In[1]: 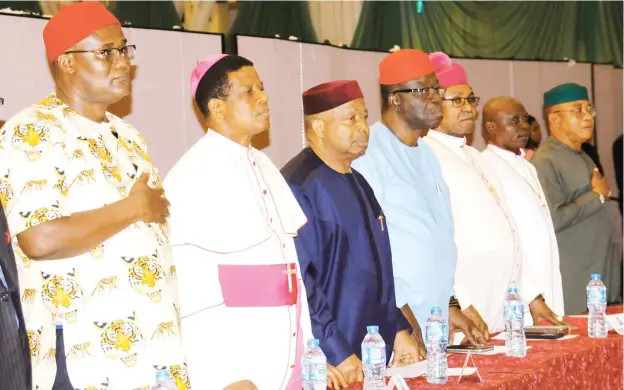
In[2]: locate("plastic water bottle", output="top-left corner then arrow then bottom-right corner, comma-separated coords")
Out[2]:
425,306 -> 448,385
504,287 -> 527,358
151,369 -> 175,390
301,339 -> 327,390
587,273 -> 608,338
362,325 -> 386,390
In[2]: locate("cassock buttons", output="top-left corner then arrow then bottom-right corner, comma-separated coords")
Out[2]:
292,332 -> 296,337
263,190 -> 267,195
252,161 -> 256,166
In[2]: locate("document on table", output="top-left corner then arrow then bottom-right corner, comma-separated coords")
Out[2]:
386,361 -> 478,378
492,332 -> 579,341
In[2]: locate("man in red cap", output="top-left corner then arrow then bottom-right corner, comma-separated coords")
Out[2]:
164,54 -> 312,390
0,3 -> 187,389
282,80 -> 421,388
352,49 -> 485,352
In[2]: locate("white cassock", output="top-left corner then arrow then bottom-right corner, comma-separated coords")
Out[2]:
164,130 -> 312,390
481,144 -> 565,315
422,130 -> 539,332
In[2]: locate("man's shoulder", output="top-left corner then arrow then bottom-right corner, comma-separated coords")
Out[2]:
531,143 -> 557,168
281,149 -> 324,189
3,100 -> 57,128
0,99 -> 66,145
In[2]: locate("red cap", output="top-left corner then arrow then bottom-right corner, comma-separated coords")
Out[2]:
429,52 -> 468,87
43,2 -> 120,64
379,49 -> 435,85
302,80 -> 364,116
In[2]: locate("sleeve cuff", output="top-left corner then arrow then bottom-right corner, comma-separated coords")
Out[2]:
454,291 -> 472,311
395,307 -> 411,333
321,331 -> 354,367
578,190 -> 603,214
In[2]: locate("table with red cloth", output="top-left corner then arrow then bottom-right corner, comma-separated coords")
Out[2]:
347,305 -> 623,390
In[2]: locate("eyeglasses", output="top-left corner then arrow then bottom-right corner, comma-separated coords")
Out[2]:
391,87 -> 446,100
63,45 -> 137,62
442,96 -> 480,108
554,105 -> 596,118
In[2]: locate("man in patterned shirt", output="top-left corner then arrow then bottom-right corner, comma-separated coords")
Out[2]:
0,3 -> 189,389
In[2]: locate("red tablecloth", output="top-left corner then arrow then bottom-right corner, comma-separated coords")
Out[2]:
347,306 -> 623,390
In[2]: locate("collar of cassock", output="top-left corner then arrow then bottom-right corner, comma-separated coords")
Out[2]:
487,142 -> 526,161
428,129 -> 466,148
205,128 -> 252,158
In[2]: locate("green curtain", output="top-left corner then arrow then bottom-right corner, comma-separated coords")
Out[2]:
352,1 -> 623,65
230,0 -> 317,42
0,1 -> 42,14
109,0 -> 181,29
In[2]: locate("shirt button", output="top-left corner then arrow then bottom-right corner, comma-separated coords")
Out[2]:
283,244 -> 286,248
293,332 -> 296,337
263,190 -> 267,195
270,218 -> 273,223
252,161 -> 256,166
290,365 -> 295,369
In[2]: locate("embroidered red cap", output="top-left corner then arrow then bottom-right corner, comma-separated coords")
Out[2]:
43,2 -> 120,64
379,49 -> 435,85
302,80 -> 364,116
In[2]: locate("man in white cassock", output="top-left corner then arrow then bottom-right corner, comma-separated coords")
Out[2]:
164,54 -> 312,390
481,97 -> 565,316
422,53 -> 566,333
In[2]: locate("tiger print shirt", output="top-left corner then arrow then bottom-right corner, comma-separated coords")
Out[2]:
0,94 -> 190,390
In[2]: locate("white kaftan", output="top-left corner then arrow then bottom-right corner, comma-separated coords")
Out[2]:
422,130 -> 538,332
482,144 -> 565,315
164,130 -> 312,390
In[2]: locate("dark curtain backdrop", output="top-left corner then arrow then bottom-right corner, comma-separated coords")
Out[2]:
0,1 -> 620,65
0,1 -> 41,14
0,1 -> 181,29
230,0 -> 317,42
352,1 -> 623,65
109,1 -> 181,29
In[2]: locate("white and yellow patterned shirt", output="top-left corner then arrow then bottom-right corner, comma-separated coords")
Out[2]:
0,94 -> 190,390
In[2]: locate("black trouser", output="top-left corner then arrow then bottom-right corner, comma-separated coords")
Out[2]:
52,328 -> 74,390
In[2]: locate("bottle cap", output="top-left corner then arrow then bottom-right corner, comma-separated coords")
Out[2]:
367,325 -> 379,333
306,339 -> 320,347
155,369 -> 170,381
431,306 -> 442,314
591,273 -> 601,280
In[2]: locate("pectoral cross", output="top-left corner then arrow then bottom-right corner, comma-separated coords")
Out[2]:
283,263 -> 297,293
378,215 -> 385,232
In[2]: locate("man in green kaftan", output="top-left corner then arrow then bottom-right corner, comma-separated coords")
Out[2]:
532,83 -> 621,315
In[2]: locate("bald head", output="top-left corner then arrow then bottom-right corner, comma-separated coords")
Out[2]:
483,97 -> 530,153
